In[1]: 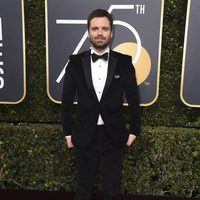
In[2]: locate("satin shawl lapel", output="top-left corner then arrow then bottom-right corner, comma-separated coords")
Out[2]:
101,51 -> 117,101
81,51 -> 98,101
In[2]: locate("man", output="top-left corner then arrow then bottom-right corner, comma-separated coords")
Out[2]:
61,9 -> 141,200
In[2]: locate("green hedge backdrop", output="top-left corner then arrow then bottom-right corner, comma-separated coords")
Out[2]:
0,0 -> 200,198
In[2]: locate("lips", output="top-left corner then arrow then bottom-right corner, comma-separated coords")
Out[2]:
95,37 -> 105,40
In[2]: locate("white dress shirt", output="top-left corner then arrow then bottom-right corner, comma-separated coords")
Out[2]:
91,47 -> 109,125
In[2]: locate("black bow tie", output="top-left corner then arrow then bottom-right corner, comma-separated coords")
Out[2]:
91,52 -> 108,62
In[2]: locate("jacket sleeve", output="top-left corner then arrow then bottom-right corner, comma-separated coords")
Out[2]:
124,56 -> 141,136
61,57 -> 77,137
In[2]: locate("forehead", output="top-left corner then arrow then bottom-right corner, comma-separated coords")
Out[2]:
90,17 -> 110,27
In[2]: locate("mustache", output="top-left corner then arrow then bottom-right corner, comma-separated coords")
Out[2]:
94,36 -> 106,40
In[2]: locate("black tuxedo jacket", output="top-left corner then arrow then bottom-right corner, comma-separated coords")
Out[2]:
61,50 -> 141,147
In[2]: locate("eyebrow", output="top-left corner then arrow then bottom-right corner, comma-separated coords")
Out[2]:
90,26 -> 110,29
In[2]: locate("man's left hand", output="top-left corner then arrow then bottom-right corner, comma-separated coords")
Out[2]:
126,134 -> 137,146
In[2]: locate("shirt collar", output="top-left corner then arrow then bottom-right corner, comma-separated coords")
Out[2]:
90,47 -> 110,55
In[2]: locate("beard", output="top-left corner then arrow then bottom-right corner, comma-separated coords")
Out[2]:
89,36 -> 111,50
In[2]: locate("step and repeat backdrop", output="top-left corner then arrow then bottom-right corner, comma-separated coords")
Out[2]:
180,0 -> 200,108
46,0 -> 164,106
0,0 -> 199,108
0,0 -> 26,104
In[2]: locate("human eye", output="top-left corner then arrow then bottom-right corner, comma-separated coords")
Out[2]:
91,27 -> 99,31
102,27 -> 110,31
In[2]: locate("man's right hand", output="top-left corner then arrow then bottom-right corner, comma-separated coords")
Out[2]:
66,136 -> 74,148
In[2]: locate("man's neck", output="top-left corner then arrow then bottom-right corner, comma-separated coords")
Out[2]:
91,46 -> 109,55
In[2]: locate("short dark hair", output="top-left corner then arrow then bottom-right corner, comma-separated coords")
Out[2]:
87,9 -> 113,31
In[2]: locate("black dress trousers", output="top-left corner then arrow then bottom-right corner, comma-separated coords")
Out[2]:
74,125 -> 124,200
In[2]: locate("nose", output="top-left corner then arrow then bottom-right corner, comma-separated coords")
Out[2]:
97,28 -> 103,35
